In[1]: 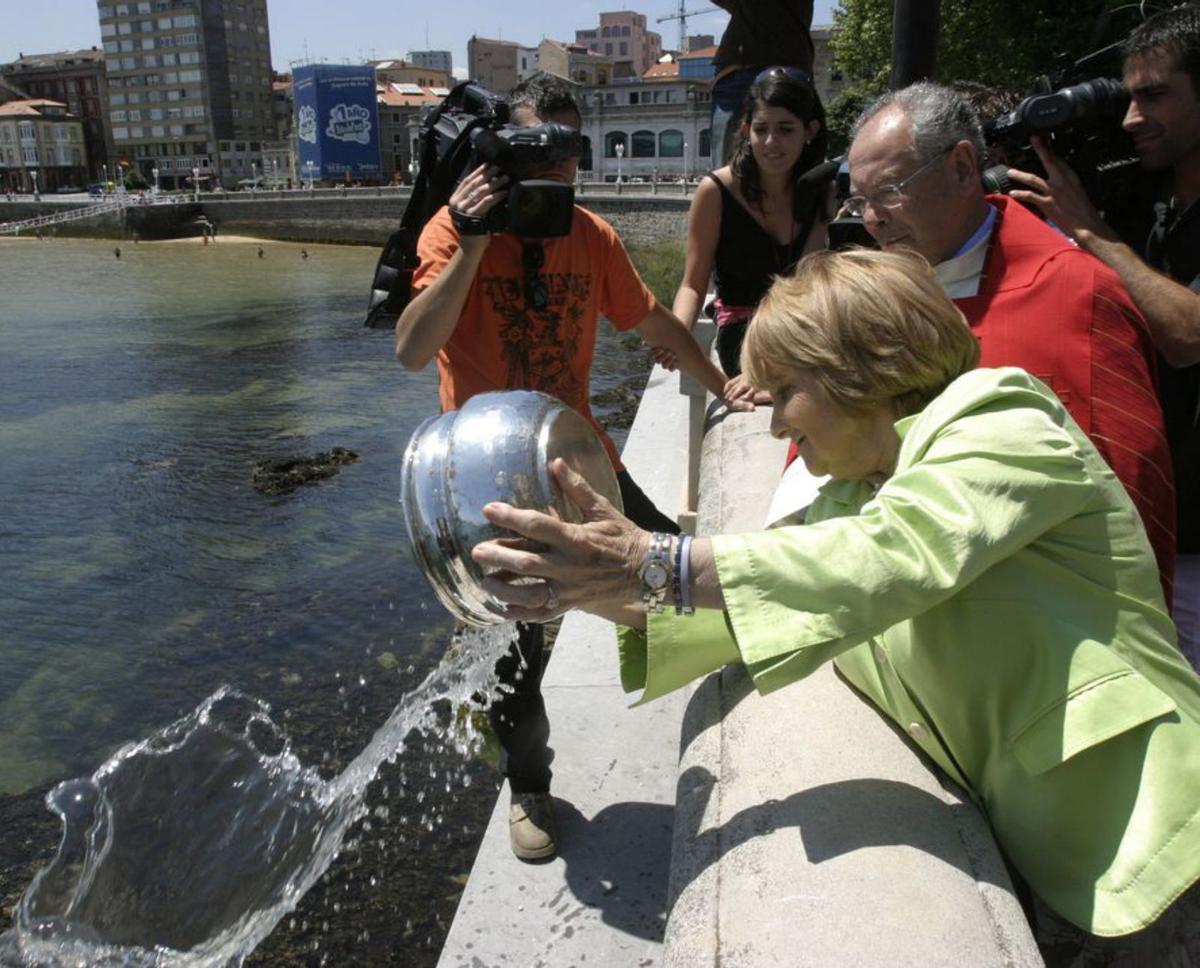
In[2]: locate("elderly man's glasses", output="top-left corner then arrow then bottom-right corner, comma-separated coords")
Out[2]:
522,241 -> 548,311
844,145 -> 955,218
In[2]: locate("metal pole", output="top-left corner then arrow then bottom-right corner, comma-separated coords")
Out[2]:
890,0 -> 940,89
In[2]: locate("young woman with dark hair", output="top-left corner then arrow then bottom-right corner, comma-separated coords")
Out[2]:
669,68 -> 831,401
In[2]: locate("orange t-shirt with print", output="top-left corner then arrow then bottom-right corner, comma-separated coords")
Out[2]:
411,205 -> 657,469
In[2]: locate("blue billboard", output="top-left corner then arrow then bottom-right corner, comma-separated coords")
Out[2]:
293,64 -> 381,181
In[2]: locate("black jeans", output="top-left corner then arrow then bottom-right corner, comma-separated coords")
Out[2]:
487,469 -> 680,794
715,320 -> 749,378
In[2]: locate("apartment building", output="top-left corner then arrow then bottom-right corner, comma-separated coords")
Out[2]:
98,0 -> 275,190
407,50 -> 453,76
575,11 -> 662,80
537,41 -> 614,87
1,48 -> 112,180
467,37 -> 539,94
372,60 -> 451,90
0,99 -> 88,193
576,59 -> 711,182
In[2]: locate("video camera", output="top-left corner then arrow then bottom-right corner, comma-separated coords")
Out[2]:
467,121 -> 582,237
363,82 -> 582,327
983,76 -> 1140,212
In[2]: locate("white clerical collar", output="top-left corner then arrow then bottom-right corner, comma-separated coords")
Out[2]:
935,204 -> 997,299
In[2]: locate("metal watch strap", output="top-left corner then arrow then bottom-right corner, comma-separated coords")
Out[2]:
639,532 -> 673,614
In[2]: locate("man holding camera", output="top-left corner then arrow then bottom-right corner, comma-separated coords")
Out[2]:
395,74 -> 743,861
1007,4 -> 1200,667
846,82 -> 1178,603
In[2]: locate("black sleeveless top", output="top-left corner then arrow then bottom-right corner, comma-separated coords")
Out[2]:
707,173 -> 809,307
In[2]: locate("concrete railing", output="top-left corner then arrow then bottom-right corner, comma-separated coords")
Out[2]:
662,397 -> 1043,967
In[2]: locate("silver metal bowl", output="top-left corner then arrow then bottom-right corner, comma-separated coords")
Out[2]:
400,390 -> 623,626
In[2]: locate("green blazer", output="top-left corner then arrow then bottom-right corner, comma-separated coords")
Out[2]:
619,367 -> 1200,936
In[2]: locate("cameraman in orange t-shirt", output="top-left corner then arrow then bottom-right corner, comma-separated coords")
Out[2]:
395,74 -> 743,863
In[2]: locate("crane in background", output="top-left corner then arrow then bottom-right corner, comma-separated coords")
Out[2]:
656,2 -> 720,53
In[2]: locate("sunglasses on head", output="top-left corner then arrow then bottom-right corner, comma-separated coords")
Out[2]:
754,65 -> 813,87
522,241 -> 548,312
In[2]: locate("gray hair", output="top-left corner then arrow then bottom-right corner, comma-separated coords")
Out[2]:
851,82 -> 985,166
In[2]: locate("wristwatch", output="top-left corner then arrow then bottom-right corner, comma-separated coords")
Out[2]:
449,206 -> 489,235
639,532 -> 673,613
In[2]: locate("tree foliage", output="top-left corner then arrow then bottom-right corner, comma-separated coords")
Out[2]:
832,0 -> 1144,98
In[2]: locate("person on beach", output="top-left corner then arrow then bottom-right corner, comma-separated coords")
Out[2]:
473,247 -> 1200,963
394,74 -> 747,862
670,68 -> 829,400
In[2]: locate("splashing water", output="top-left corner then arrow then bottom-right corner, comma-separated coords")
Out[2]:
0,625 -> 515,967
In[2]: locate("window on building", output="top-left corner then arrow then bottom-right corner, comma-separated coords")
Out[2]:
605,43 -> 612,55
699,127 -> 711,157
619,42 -> 628,56
659,129 -> 683,157
631,130 -> 655,157
604,131 -> 626,158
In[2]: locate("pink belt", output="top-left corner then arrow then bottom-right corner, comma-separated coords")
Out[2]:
712,297 -> 756,329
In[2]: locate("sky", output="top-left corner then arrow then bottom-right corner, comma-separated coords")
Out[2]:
7,1 -> 840,78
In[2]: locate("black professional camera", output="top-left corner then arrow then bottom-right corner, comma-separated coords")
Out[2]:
467,122 -> 582,237
984,76 -> 1140,211
364,82 -> 582,326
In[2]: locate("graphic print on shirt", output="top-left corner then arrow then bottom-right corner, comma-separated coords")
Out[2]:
478,270 -> 592,403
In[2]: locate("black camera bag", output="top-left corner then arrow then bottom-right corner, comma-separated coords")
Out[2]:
362,82 -> 508,328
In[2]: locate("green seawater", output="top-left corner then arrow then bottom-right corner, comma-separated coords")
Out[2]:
0,237 -> 642,797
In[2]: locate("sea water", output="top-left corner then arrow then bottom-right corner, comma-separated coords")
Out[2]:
1,624 -> 513,967
0,236 -> 646,964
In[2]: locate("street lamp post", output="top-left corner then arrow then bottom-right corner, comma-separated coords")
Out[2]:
101,163 -> 108,194
251,161 -> 258,194
305,160 -> 314,192
271,159 -> 278,191
683,141 -> 689,182
116,162 -> 126,195
192,166 -> 200,202
152,166 -> 160,195
615,141 -> 624,188
31,169 -> 39,200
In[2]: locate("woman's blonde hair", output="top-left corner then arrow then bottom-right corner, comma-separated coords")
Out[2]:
742,247 -> 980,417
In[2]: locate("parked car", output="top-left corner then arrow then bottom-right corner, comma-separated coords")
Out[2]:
56,185 -> 84,194
86,183 -> 106,196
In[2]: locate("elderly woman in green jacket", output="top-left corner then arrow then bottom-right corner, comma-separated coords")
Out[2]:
471,248 -> 1200,958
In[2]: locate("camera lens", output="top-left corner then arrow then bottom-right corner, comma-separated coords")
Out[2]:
514,188 -> 547,218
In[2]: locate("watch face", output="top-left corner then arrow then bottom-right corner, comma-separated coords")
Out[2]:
644,561 -> 669,590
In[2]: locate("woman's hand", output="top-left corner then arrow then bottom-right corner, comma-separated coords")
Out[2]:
649,343 -> 680,371
471,459 -> 650,623
724,374 -> 763,408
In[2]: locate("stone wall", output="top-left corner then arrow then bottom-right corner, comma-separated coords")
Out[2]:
1,191 -> 690,248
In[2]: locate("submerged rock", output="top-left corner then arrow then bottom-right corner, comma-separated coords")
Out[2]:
252,447 -> 359,495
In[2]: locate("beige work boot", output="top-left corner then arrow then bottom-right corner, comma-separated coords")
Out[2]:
509,792 -> 557,861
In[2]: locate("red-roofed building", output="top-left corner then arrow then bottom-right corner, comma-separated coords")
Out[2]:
376,81 -> 446,183
0,98 -> 89,193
